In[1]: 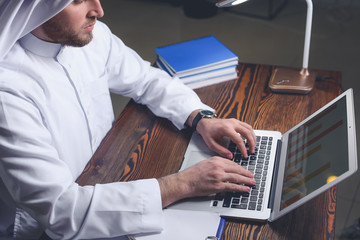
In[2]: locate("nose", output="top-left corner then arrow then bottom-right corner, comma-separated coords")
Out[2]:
88,0 -> 104,18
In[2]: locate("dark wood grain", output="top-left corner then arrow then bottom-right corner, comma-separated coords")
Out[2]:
76,103 -> 191,186
76,62 -> 341,239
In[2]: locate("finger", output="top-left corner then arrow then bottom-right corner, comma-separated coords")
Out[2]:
208,141 -> 234,159
238,122 -> 256,149
222,182 -> 252,193
246,129 -> 257,154
208,157 -> 254,180
234,122 -> 257,155
222,161 -> 254,176
224,172 -> 255,185
227,132 -> 248,158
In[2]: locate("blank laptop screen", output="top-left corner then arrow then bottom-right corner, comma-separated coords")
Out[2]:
280,96 -> 348,210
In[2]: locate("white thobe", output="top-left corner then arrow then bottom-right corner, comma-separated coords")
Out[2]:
0,21 -> 211,239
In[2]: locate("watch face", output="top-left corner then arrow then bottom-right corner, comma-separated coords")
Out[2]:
200,110 -> 215,117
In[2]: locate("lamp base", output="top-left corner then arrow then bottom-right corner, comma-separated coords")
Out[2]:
269,67 -> 316,94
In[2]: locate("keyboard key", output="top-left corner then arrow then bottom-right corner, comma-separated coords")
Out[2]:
233,192 -> 242,198
251,190 -> 259,195
242,192 -> 250,197
248,202 -> 256,210
234,153 -> 242,161
241,198 -> 249,203
256,164 -> 263,169
250,196 -> 257,202
231,204 -> 247,209
248,165 -> 255,170
223,198 -> 231,208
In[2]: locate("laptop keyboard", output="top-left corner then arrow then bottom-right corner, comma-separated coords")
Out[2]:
212,135 -> 273,211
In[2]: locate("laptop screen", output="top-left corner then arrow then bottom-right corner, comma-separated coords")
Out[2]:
280,95 -> 349,210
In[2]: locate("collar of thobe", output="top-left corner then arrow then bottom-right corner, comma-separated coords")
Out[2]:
19,33 -> 63,58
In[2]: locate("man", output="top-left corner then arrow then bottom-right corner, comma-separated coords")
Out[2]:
0,0 -> 256,239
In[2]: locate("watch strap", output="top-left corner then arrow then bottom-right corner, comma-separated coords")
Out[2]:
191,110 -> 216,131
192,112 -> 203,131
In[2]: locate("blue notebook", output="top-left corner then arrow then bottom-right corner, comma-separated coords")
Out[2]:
155,36 -> 238,75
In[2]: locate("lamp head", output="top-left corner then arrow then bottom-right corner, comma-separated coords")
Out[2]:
216,0 -> 249,7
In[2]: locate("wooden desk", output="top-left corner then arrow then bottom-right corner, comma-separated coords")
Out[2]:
77,63 -> 342,239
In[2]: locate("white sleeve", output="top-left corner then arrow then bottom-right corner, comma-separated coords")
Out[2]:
103,27 -> 213,130
0,91 -> 163,239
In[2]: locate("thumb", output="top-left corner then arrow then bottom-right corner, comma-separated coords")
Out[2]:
210,142 -> 233,159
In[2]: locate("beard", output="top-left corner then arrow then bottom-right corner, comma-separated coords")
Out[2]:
41,17 -> 94,47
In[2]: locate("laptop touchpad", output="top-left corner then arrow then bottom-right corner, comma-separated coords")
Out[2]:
182,150 -> 214,170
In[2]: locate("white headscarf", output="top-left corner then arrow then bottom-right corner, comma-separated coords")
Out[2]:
0,0 -> 72,60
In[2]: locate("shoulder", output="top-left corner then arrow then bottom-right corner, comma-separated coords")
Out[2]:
94,21 -> 112,35
90,21 -> 127,55
91,21 -> 125,50
0,45 -> 46,104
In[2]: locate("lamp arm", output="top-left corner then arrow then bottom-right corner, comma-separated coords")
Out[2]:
302,0 -> 313,70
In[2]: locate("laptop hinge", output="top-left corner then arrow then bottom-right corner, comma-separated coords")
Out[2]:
268,139 -> 282,210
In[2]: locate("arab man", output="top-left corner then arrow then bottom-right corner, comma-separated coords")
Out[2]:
0,1 -> 256,239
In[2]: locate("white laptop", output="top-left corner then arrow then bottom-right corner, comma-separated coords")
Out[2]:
169,88 -> 358,222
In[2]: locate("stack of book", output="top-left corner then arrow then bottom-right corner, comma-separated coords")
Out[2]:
155,35 -> 238,89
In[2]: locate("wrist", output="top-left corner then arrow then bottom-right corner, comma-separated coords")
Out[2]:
186,110 -> 200,129
157,172 -> 191,208
191,110 -> 217,131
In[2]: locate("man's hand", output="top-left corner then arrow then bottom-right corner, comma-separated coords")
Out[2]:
157,157 -> 255,208
197,117 -> 256,159
186,110 -> 257,159
157,110 -> 257,208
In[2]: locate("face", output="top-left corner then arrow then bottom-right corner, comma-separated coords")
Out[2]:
38,0 -> 104,47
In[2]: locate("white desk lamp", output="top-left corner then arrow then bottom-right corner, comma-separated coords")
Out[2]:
216,0 -> 316,94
